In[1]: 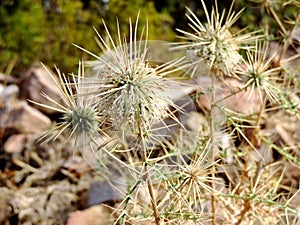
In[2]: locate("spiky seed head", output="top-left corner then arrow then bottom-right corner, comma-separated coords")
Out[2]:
174,0 -> 257,77
32,63 -> 100,144
63,106 -> 99,138
236,41 -> 282,103
77,15 -> 182,134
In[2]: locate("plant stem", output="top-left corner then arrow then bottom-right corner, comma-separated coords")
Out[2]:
117,179 -> 143,225
139,126 -> 161,225
252,93 -> 268,184
243,93 -> 267,177
93,137 -> 140,174
238,93 -> 267,223
214,86 -> 248,105
210,74 -> 216,225
234,200 -> 251,225
267,4 -> 286,34
255,93 -> 268,133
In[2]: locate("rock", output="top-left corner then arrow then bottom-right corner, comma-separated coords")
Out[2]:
63,156 -> 93,176
19,63 -> 64,114
4,134 -> 28,153
64,205 -> 114,225
0,83 -> 19,101
8,181 -> 77,225
0,100 -> 51,135
186,111 -> 208,132
221,78 -> 262,114
0,84 -> 19,108
0,188 -> 15,223
14,101 -> 51,133
87,178 -> 126,207
197,78 -> 262,115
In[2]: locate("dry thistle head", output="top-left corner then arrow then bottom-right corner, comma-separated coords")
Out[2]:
173,0 -> 256,77
158,138 -> 222,222
236,41 -> 282,103
32,62 -> 100,145
218,162 -> 297,224
76,14 -> 183,134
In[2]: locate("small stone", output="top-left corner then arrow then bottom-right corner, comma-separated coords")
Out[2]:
15,101 -> 51,133
0,84 -> 19,108
4,134 -> 28,153
64,205 -> 114,225
19,63 -> 64,114
221,78 -> 262,114
186,111 -> 207,132
0,100 -> 51,135
0,188 -> 15,223
197,78 -> 262,115
87,178 -> 126,207
3,84 -> 19,100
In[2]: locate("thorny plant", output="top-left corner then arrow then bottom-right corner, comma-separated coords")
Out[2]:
35,0 -> 300,224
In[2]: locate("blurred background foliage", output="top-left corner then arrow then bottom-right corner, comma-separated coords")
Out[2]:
0,0 -> 299,76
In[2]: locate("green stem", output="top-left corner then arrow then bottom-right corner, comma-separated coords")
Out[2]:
214,85 -> 248,105
234,200 -> 251,225
93,137 -> 139,174
242,92 -> 267,173
117,179 -> 143,225
267,3 -> 286,34
210,74 -> 216,225
139,126 -> 161,225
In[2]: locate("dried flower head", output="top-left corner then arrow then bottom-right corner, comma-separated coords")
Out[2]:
236,41 -> 282,103
76,15 -> 183,133
32,62 -> 100,144
218,162 -> 296,224
160,139 -> 220,219
173,0 -> 256,77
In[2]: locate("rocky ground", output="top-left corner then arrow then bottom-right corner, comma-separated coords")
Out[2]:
0,64 -> 121,225
0,54 -> 300,224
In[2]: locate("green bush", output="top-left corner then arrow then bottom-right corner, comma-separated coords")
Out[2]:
0,0 -> 175,75
0,0 -> 45,73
